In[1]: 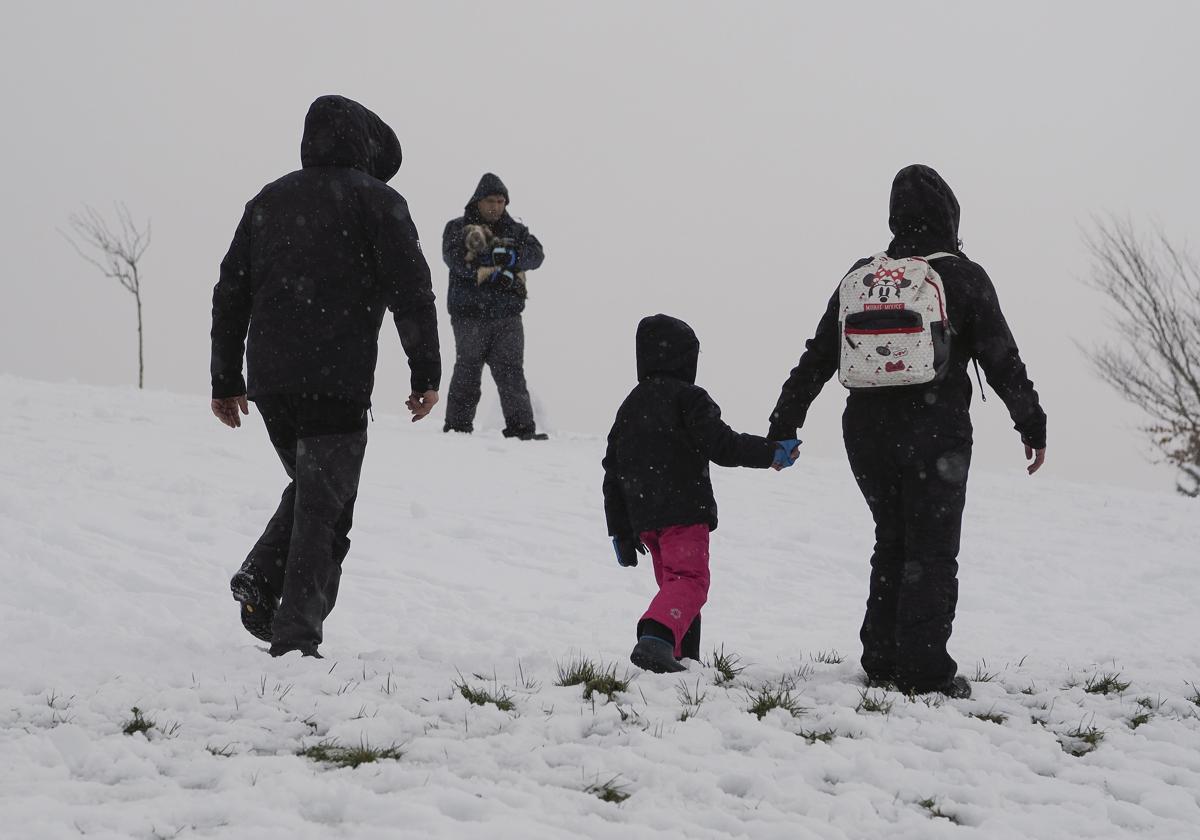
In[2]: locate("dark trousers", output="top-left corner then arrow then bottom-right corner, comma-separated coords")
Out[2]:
444,316 -> 535,435
244,395 -> 368,649
844,412 -> 971,692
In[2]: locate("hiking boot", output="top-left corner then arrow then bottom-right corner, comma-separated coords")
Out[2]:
269,643 -> 322,659
940,675 -> 972,699
895,674 -> 970,698
443,423 -> 472,434
864,675 -> 897,690
230,565 -> 277,643
503,427 -> 548,441
630,636 -> 686,674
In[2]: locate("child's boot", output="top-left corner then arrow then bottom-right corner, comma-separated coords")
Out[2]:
630,635 -> 686,673
679,616 -> 701,661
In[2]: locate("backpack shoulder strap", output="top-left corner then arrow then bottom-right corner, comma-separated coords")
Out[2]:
925,252 -> 958,261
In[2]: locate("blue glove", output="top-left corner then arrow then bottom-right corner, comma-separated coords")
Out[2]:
490,245 -> 518,268
772,439 -> 801,469
613,537 -> 647,567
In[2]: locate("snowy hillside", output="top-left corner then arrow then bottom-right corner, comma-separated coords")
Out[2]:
1,375 -> 1198,839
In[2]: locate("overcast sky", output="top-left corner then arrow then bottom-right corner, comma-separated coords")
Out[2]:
2,1 -> 1196,493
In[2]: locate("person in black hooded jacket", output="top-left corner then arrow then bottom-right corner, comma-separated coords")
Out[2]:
767,164 -> 1047,698
441,173 -> 546,439
604,314 -> 800,673
210,94 -> 441,658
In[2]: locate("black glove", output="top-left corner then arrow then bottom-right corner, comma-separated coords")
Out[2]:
612,537 -> 647,567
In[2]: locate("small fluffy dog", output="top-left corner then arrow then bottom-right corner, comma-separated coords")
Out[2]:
463,224 -> 527,298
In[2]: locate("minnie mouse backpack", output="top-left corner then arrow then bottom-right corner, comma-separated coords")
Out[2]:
837,253 -> 956,389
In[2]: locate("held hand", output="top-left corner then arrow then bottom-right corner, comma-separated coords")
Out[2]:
771,439 -> 801,471
1024,444 -> 1046,475
406,390 -> 439,422
613,537 -> 647,567
211,395 -> 249,429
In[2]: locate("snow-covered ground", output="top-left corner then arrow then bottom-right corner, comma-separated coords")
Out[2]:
1,375 -> 1198,839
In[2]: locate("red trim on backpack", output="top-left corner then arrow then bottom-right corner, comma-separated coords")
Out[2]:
844,327 -> 924,336
923,277 -> 947,323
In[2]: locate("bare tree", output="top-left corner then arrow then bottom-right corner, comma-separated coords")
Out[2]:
61,204 -> 151,389
1084,218 -> 1200,496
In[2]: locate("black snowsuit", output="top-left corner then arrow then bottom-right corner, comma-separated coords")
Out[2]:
210,95 -> 441,652
768,165 -> 1046,693
604,315 -> 776,537
604,315 -> 777,657
441,173 -> 546,436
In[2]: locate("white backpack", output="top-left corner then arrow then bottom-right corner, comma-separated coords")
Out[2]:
837,252 -> 956,389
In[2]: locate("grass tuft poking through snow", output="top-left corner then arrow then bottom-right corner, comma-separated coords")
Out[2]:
298,738 -> 404,768
584,775 -> 631,805
811,649 -> 845,665
969,707 -> 1009,725
707,645 -> 745,685
1083,671 -> 1131,695
799,727 -> 852,744
555,655 -> 601,687
121,706 -> 156,736
676,678 -> 708,721
746,675 -> 807,719
856,689 -> 894,715
582,664 -> 632,702
1185,682 -> 1200,708
917,796 -> 961,824
455,677 -> 516,712
973,660 -> 999,682
1059,719 -> 1106,757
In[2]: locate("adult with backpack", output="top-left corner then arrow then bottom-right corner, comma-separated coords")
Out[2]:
767,164 -> 1047,698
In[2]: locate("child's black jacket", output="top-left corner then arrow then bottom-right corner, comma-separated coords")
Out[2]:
602,314 -> 775,539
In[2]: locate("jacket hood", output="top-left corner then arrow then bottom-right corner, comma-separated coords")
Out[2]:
636,314 -> 699,384
466,172 -> 510,211
887,164 -> 961,256
300,95 -> 402,182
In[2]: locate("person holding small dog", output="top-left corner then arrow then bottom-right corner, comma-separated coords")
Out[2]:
441,173 -> 547,440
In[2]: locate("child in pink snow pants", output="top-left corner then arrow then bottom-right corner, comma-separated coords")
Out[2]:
602,314 -> 800,674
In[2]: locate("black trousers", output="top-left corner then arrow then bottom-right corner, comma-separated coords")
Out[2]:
844,411 -> 971,692
245,395 -> 368,649
444,316 -> 536,435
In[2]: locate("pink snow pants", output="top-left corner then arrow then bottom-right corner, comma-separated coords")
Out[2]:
639,524 -> 711,657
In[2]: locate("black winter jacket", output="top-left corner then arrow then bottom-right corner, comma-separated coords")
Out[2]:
603,315 -> 776,539
211,95 -> 440,404
768,165 -> 1046,450
443,173 -> 545,320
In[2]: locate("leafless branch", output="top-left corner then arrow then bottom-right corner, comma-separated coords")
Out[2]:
1084,217 -> 1200,495
60,203 -> 150,388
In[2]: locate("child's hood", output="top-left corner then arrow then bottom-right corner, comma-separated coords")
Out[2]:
636,314 -> 699,385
